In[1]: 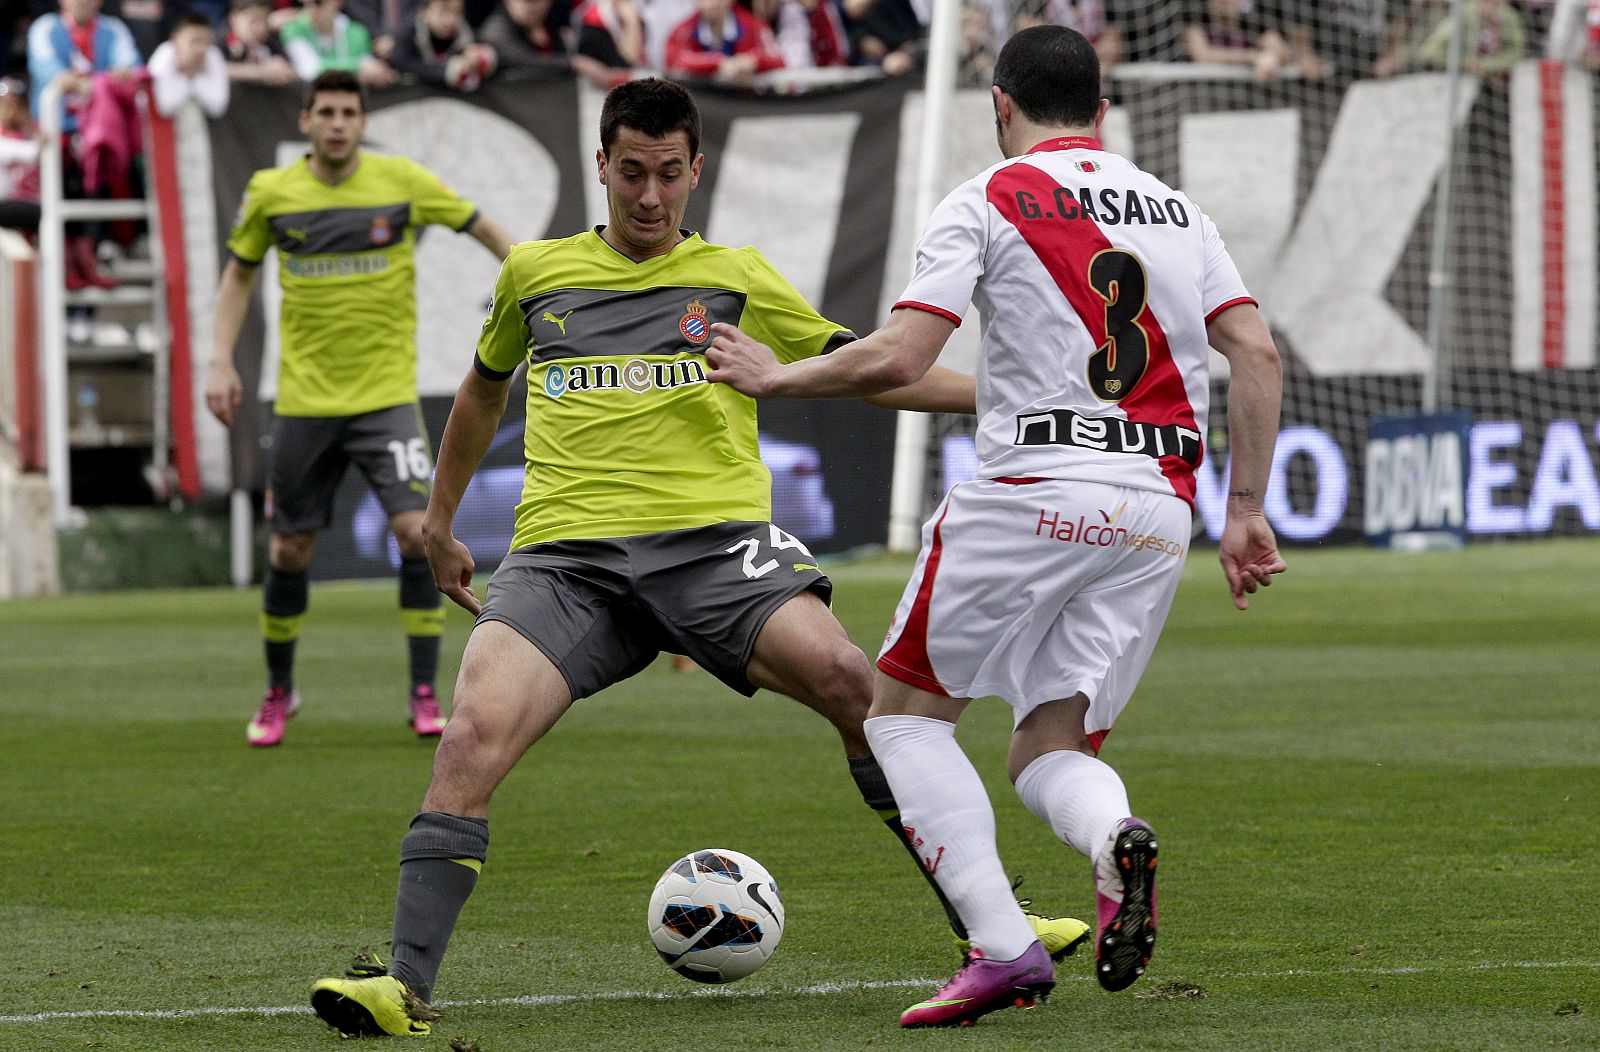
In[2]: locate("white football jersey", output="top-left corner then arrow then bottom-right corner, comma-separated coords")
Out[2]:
898,136 -> 1255,507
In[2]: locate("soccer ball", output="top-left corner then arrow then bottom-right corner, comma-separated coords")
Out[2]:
647,848 -> 784,984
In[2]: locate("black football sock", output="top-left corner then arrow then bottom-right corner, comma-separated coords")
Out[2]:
261,566 -> 308,692
399,556 -> 443,690
849,754 -> 970,941
389,811 -> 489,1003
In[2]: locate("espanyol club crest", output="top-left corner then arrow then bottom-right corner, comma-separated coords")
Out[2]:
1075,159 -> 1101,174
370,215 -> 394,245
680,300 -> 710,343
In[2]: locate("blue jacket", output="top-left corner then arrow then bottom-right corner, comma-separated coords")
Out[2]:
26,14 -> 143,130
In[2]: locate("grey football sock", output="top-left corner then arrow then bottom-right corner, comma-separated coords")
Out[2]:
388,811 -> 488,1003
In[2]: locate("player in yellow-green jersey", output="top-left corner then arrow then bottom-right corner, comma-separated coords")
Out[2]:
308,78 -> 1089,1039
205,70 -> 516,750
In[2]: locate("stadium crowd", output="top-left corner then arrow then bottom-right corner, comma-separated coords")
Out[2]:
3,1 -> 1596,109
0,0 -> 1593,261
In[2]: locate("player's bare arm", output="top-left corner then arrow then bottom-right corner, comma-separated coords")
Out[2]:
706,308 -> 956,402
422,367 -> 513,615
1207,302 -> 1287,610
205,257 -> 259,428
864,363 -> 975,415
466,214 -> 518,261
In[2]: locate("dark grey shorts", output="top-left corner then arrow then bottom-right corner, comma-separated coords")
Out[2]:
265,404 -> 432,533
477,521 -> 832,700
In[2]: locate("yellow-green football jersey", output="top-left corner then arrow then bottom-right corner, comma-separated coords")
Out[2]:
227,153 -> 479,417
475,230 -> 855,549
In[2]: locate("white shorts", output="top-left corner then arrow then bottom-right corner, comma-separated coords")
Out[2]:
877,477 -> 1191,747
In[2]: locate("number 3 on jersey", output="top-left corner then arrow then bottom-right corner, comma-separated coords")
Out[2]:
726,524 -> 814,579
1085,248 -> 1150,403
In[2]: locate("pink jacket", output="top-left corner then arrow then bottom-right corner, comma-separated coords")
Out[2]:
79,71 -> 146,197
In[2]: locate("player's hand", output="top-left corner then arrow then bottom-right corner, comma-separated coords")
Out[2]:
204,359 -> 243,427
1219,513 -> 1286,611
705,323 -> 781,398
425,526 -> 481,616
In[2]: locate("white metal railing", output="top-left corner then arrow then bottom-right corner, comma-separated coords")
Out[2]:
35,78 -> 68,525
0,229 -> 30,456
36,76 -> 165,528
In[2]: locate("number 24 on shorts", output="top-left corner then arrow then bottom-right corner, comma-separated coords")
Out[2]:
726,525 -> 814,579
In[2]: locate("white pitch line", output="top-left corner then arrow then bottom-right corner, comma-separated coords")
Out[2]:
2,961 -> 1595,1026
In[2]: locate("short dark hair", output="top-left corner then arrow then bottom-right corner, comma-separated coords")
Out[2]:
599,77 -> 701,159
992,25 -> 1101,129
303,69 -> 367,113
173,11 -> 215,33
230,0 -> 271,11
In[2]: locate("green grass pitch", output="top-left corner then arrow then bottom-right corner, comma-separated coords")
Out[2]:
1,541 -> 1596,1050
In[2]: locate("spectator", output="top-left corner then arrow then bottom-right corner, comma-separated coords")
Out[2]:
1519,0 -> 1558,49
1110,0 -> 1186,62
957,0 -> 995,86
1182,0 -> 1291,82
843,0 -> 922,75
106,0 -> 174,59
389,0 -> 496,87
343,0 -> 400,59
572,0 -> 643,71
27,0 -> 142,130
1545,0 -> 1599,68
664,0 -> 783,78
477,0 -> 563,66
24,0 -> 134,289
639,0 -> 693,67
280,0 -> 396,85
148,11 -> 229,114
0,76 -> 41,233
25,0 -> 141,287
1013,0 -> 1122,72
3,0 -> 29,75
223,0 -> 297,82
1415,0 -> 1525,74
1278,0 -> 1414,81
478,0 -> 613,83
190,0 -> 229,33
749,0 -> 848,70
264,0 -> 305,33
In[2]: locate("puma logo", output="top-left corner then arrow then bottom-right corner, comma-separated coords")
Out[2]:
542,309 -> 575,335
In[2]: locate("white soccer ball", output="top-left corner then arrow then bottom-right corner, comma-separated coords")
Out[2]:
647,848 -> 784,984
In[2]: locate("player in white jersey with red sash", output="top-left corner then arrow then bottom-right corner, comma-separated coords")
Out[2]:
706,25 -> 1285,1029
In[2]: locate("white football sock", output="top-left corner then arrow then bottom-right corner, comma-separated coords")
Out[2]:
1014,749 -> 1131,858
864,714 -> 1037,961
